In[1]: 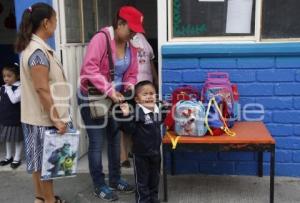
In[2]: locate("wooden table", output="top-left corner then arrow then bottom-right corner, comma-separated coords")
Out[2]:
162,121 -> 276,203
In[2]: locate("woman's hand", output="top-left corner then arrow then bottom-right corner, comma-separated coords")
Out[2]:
53,120 -> 67,135
111,91 -> 125,104
127,84 -> 134,91
120,102 -> 130,116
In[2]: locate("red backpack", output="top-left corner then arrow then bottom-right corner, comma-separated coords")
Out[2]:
164,86 -> 200,130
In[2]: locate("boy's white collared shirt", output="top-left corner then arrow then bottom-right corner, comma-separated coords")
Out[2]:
137,103 -> 159,114
138,104 -> 159,125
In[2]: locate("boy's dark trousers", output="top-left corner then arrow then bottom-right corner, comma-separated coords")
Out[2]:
133,153 -> 161,203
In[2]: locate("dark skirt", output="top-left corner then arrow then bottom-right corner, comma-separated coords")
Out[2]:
0,125 -> 23,142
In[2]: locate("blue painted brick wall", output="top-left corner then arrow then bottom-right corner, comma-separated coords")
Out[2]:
162,43 -> 300,177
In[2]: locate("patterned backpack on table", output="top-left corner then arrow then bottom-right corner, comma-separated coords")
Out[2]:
201,72 -> 236,136
174,100 -> 207,137
164,85 -> 200,130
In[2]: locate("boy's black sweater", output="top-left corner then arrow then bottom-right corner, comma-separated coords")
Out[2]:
119,104 -> 164,156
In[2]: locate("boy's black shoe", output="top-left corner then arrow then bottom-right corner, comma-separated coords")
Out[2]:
0,157 -> 13,166
128,152 -> 133,159
11,160 -> 21,169
121,160 -> 131,168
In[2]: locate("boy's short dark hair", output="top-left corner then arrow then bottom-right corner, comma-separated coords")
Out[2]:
134,80 -> 156,96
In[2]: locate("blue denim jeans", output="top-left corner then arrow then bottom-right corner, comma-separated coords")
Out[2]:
77,90 -> 121,188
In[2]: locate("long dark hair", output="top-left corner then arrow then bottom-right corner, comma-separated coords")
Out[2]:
113,8 -> 127,29
15,3 -> 55,53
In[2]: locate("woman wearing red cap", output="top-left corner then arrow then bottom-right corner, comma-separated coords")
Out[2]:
78,6 -> 144,201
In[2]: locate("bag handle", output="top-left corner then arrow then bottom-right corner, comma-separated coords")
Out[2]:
206,72 -> 230,83
207,72 -> 229,79
205,97 -> 236,137
98,31 -> 114,82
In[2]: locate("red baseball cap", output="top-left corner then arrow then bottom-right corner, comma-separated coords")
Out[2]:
119,6 -> 145,33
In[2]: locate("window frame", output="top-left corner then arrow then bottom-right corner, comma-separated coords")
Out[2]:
168,0 -> 262,42
167,0 -> 300,43
58,0 -> 99,44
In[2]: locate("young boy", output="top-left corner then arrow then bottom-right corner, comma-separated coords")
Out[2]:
119,80 -> 164,203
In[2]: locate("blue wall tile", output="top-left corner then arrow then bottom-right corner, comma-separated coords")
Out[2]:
256,70 -> 295,82
276,57 -> 300,68
163,58 -> 199,70
174,160 -> 199,174
219,152 -> 254,161
275,84 -> 300,95
293,98 -> 300,109
228,70 -> 256,82
256,97 -> 293,110
235,162 -> 257,175
200,58 -> 237,69
237,57 -> 274,69
275,163 -> 300,176
296,70 -> 300,81
276,150 -> 293,163
276,138 -> 300,150
198,162 -> 235,175
266,124 -> 293,137
294,125 -> 300,136
292,151 -> 300,162
182,70 -> 206,82
273,111 -> 300,124
238,84 -> 274,96
162,70 -> 182,82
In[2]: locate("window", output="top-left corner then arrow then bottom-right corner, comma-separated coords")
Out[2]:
82,0 -> 97,42
168,0 -> 300,42
262,0 -> 300,39
64,0 -> 121,43
64,0 -> 82,43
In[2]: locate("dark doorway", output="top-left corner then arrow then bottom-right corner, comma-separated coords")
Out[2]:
0,0 -> 18,86
125,0 -> 158,78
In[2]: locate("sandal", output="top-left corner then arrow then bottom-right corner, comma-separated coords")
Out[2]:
54,195 -> 66,203
35,196 -> 65,203
35,196 -> 44,202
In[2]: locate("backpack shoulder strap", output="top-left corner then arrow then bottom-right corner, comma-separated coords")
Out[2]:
97,31 -> 114,82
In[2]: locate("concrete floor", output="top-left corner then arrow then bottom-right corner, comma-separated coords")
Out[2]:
1,144 -> 300,203
1,171 -> 300,203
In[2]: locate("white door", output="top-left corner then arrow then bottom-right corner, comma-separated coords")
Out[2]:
53,0 -> 91,157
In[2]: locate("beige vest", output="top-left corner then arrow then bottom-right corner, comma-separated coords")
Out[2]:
21,35 -> 71,126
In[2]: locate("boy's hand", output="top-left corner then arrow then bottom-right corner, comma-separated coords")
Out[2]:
120,102 -> 130,116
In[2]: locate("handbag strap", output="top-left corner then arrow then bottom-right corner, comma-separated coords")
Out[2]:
98,31 -> 114,82
205,97 -> 236,137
